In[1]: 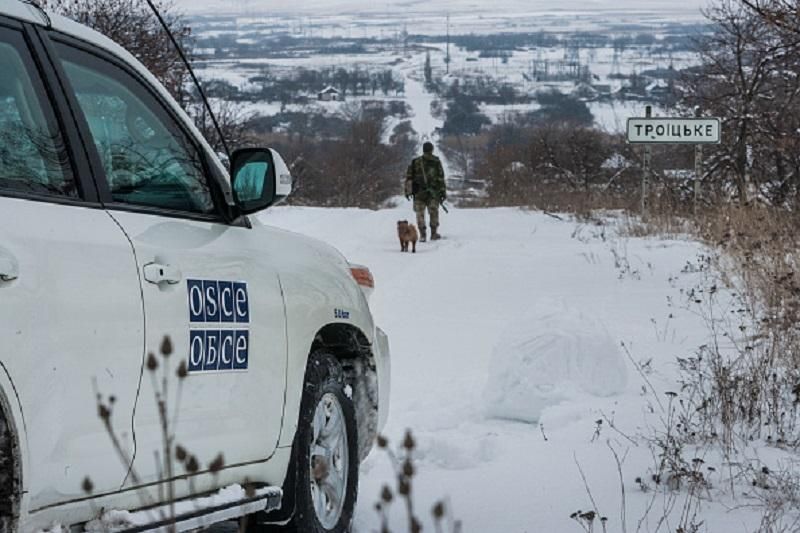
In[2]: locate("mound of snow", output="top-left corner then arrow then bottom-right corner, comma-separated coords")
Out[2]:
483,299 -> 628,423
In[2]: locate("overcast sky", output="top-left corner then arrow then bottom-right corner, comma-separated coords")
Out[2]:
174,0 -> 708,16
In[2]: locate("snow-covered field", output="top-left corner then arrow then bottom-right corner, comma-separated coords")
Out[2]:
178,0 -> 708,19
257,204 -> 763,532
191,0 -> 705,135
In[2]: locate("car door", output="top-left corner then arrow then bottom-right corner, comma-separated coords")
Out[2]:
0,21 -> 144,510
50,37 -> 288,491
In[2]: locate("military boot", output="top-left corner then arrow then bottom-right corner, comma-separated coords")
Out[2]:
431,228 -> 441,241
419,228 -> 427,243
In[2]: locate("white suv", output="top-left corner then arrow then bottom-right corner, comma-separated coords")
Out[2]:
0,1 -> 390,531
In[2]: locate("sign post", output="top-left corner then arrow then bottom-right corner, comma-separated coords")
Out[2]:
642,106 -> 652,217
626,111 -> 721,218
694,145 -> 703,215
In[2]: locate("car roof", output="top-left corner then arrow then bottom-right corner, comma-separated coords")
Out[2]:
0,0 -> 233,191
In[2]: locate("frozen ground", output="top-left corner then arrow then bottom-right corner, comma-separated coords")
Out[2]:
255,205 -> 764,532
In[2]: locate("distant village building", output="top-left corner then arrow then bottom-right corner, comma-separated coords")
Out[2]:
572,83 -> 598,100
646,81 -> 672,100
318,86 -> 341,102
601,153 -> 630,170
591,84 -> 613,96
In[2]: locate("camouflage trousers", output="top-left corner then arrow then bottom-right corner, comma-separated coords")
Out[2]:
414,197 -> 439,232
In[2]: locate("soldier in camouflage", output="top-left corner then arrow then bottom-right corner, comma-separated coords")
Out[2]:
405,142 -> 446,242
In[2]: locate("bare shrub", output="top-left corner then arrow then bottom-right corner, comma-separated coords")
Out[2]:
84,336 -> 251,531
374,431 -> 461,533
257,109 -> 416,208
474,119 -> 702,219
679,205 -> 800,449
652,205 -> 800,527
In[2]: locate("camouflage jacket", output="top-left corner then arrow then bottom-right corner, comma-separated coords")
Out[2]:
405,154 -> 446,201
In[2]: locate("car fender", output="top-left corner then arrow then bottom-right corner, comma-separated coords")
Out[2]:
251,221 -> 375,448
280,287 -> 374,450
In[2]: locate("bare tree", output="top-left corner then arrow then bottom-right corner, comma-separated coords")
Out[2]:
188,99 -> 254,155
43,0 -> 193,104
42,0 -> 258,157
440,134 -> 485,181
259,107 -> 415,208
684,0 -> 800,205
684,0 -> 781,202
740,0 -> 800,44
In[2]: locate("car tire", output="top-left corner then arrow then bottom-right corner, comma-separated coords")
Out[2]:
248,351 -> 359,533
0,403 -> 19,533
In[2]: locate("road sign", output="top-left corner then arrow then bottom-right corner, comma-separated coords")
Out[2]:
627,117 -> 721,144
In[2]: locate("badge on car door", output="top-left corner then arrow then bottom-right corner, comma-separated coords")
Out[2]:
187,279 -> 250,372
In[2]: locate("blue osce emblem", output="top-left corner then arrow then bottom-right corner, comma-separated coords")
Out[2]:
187,279 -> 250,373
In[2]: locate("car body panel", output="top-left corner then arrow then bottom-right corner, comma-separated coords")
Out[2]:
0,197 -> 144,511
108,210 -> 289,493
21,446 -> 293,533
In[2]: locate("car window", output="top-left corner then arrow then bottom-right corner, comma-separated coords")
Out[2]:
55,43 -> 215,215
0,29 -> 76,198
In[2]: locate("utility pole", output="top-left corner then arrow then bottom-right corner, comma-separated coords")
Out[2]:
445,14 -> 451,75
642,105 -> 652,218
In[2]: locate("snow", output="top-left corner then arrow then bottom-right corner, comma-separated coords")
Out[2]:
38,525 -> 67,533
483,298 -> 628,424
403,76 -> 441,142
257,204 -> 763,532
81,484 -> 279,532
591,101 -> 668,133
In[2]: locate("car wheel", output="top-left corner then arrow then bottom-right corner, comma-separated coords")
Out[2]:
249,351 -> 359,533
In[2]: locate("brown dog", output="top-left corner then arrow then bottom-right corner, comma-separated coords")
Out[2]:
397,220 -> 419,253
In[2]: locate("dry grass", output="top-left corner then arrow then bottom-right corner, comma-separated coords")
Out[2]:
564,202 -> 800,531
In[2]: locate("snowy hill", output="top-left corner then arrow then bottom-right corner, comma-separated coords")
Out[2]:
259,205 -> 761,532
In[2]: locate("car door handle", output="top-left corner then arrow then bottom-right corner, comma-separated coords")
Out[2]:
0,255 -> 18,282
143,262 -> 182,285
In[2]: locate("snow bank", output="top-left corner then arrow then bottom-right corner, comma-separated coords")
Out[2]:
483,299 -> 628,423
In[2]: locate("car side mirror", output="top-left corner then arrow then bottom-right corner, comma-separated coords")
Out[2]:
230,148 -> 292,214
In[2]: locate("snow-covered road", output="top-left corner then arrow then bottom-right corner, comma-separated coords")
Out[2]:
257,205 -> 762,532
403,76 -> 441,142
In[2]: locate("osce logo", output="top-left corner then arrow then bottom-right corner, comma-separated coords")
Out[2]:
188,280 -> 249,323
187,279 -> 250,373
